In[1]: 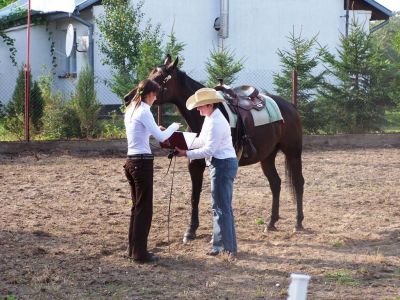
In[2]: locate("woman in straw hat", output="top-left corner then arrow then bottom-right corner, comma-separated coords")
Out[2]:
124,79 -> 181,263
175,88 -> 239,256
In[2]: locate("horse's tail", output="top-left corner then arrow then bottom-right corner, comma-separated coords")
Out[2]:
284,149 -> 303,203
285,156 -> 296,203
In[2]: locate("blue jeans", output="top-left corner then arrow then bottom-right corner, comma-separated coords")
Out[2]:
209,157 -> 238,254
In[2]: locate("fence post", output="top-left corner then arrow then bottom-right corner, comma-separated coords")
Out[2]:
24,65 -> 30,142
292,69 -> 298,108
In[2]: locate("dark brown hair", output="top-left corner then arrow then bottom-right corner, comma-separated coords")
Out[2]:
131,79 -> 161,110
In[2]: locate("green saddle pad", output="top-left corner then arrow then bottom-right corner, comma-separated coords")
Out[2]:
221,93 -> 284,128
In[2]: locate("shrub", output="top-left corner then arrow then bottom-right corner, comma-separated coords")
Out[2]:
72,65 -> 101,138
205,46 -> 244,87
5,66 -> 45,136
42,92 -> 81,139
0,100 -> 5,120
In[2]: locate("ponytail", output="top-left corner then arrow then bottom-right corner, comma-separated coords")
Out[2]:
128,79 -> 160,120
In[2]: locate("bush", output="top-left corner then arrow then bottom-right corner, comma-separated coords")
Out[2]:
4,66 -> 45,136
72,65 -> 101,138
42,92 -> 81,139
30,80 -> 45,131
0,100 -> 5,120
100,110 -> 125,139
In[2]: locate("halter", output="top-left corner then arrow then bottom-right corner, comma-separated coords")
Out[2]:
155,66 -> 172,104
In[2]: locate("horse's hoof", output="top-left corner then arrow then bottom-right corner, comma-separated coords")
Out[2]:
265,225 -> 278,232
183,231 -> 196,244
294,225 -> 304,232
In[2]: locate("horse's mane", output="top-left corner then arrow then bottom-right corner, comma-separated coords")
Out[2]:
176,69 -> 204,94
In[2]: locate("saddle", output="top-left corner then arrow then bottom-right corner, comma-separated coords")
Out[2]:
215,81 -> 265,161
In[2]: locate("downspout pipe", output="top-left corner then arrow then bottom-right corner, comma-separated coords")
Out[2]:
69,14 -> 94,74
370,19 -> 389,33
345,0 -> 350,36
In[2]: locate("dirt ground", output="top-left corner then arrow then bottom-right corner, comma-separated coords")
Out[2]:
0,147 -> 399,299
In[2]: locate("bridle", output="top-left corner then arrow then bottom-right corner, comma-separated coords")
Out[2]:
154,66 -> 172,104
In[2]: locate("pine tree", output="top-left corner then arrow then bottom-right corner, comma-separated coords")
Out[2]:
164,25 -> 185,68
205,46 -> 244,87
72,65 -> 101,138
4,65 -> 45,135
273,30 -> 326,133
318,21 -> 393,133
30,81 -> 44,131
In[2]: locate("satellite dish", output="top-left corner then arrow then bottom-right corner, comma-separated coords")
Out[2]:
65,24 -> 74,57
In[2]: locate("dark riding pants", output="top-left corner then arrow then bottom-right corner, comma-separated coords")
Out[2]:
124,158 -> 154,260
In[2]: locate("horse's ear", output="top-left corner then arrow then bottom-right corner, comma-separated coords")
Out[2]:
171,57 -> 179,68
164,54 -> 172,66
124,87 -> 137,106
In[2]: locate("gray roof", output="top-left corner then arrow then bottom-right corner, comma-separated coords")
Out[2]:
362,0 -> 394,18
0,0 -> 101,19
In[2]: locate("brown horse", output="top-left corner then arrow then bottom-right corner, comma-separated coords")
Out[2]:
125,55 -> 305,242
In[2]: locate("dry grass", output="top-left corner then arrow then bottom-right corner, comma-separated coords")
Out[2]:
0,148 -> 399,299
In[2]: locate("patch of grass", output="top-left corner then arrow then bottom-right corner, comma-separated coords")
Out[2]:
395,268 -> 400,275
332,239 -> 344,248
255,218 -> 266,225
5,296 -> 17,300
324,269 -> 361,286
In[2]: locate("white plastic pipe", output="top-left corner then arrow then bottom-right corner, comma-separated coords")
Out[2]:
287,273 -> 311,300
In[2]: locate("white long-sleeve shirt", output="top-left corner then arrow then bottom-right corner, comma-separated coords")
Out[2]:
125,102 -> 179,155
186,108 -> 236,160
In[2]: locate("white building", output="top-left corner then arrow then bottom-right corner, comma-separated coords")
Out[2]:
0,0 -> 393,106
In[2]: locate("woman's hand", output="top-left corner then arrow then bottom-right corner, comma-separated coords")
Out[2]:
170,122 -> 181,131
159,125 -> 166,131
174,147 -> 187,157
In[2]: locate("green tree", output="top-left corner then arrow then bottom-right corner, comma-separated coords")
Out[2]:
273,30 -> 326,133
5,65 -> 45,135
0,0 -> 15,9
30,80 -> 44,131
0,100 -> 5,120
96,0 -> 143,98
96,0 -> 167,99
318,22 -> 393,133
205,46 -> 244,87
72,65 -> 100,138
164,25 -> 185,68
136,23 -> 164,81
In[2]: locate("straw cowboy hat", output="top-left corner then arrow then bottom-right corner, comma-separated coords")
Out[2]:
186,88 -> 224,110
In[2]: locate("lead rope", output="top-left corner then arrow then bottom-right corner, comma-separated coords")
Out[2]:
166,154 -> 177,253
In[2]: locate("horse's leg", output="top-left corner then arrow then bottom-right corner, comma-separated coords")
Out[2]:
183,158 -> 206,243
283,150 -> 305,231
260,148 -> 281,231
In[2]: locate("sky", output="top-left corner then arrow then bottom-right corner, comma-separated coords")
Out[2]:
376,0 -> 400,12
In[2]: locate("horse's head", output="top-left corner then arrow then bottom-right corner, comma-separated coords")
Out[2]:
148,54 -> 181,105
123,55 -> 180,106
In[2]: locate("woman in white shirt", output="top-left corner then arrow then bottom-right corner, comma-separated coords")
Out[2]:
124,79 -> 180,263
175,88 -> 239,256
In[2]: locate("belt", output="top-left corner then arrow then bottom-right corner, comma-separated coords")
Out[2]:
127,154 -> 154,160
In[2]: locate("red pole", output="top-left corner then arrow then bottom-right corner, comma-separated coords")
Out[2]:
24,0 -> 31,142
292,69 -> 298,108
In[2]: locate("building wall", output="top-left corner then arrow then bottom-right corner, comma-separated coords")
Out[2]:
139,0 -> 348,92
0,0 -> 375,105
0,24 -> 52,104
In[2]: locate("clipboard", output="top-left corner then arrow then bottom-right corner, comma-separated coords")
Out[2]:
160,131 -> 197,150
